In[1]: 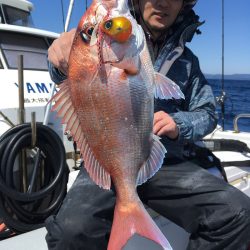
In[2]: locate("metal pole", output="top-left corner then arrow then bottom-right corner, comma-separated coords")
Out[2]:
0,111 -> 15,127
64,0 -> 75,32
31,112 -> 37,147
18,55 -> 27,192
27,112 -> 39,193
221,0 -> 225,131
61,0 -> 66,31
43,84 -> 56,126
18,55 -> 25,124
28,76 -> 57,193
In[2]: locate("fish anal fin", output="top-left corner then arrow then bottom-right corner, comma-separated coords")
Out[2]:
108,200 -> 172,250
154,72 -> 185,100
80,137 -> 111,190
136,134 -> 167,186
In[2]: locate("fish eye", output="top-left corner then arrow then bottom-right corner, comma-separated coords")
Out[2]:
80,30 -> 90,43
104,20 -> 113,30
86,26 -> 94,36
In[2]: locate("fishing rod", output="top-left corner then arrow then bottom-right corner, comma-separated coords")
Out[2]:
61,0 -> 89,32
220,0 -> 226,131
48,0 -> 76,124
221,0 -> 225,131
65,0 -> 75,32
216,0 -> 226,131
61,0 -> 66,31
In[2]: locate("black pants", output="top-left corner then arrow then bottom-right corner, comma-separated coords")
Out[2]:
45,161 -> 250,250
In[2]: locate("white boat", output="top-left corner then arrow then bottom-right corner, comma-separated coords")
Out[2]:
0,1 -> 249,250
0,0 -> 57,125
0,0 -> 75,158
0,0 -> 76,246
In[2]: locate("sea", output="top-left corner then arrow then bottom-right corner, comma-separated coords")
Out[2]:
208,79 -> 250,132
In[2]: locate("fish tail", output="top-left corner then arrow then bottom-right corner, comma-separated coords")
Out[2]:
107,200 -> 172,250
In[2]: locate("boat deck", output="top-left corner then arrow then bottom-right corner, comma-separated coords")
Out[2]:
0,208 -> 190,250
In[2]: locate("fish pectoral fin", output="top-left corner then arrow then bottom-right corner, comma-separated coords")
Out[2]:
136,134 -> 167,186
51,80 -> 75,124
154,72 -> 185,100
111,55 -> 140,75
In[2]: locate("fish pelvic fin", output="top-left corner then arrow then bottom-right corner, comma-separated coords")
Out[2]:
154,72 -> 185,100
108,200 -> 172,250
136,134 -> 167,186
51,81 -> 111,190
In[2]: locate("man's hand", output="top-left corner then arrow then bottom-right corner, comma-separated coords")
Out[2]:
48,28 -> 76,76
153,111 -> 179,139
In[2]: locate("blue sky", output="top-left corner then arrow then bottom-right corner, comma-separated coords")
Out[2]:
29,0 -> 250,75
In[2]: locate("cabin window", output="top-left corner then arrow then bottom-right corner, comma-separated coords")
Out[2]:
0,31 -> 49,71
2,5 -> 34,27
0,7 -> 4,24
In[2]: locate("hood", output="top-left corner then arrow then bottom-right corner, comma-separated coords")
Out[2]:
182,0 -> 198,13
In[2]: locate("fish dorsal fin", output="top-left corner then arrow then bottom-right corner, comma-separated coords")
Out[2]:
154,72 -> 185,100
136,134 -> 167,186
51,81 -> 111,190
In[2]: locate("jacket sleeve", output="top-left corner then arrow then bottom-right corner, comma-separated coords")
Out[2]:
170,55 -> 218,143
48,61 -> 67,84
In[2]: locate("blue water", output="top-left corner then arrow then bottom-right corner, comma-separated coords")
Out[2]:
208,79 -> 250,132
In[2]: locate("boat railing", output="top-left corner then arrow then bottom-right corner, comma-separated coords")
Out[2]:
233,114 -> 250,133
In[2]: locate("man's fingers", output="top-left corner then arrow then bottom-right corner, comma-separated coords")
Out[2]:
157,126 -> 169,137
153,111 -> 179,139
153,111 -> 166,125
47,28 -> 76,75
153,119 -> 169,135
68,28 -> 77,40
48,44 -> 68,74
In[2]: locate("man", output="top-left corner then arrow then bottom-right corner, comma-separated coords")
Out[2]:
46,0 -> 250,249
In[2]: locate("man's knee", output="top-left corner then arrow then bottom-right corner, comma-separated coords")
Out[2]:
45,213 -> 110,250
188,186 -> 250,249
45,215 -> 78,250
226,185 -> 250,216
231,191 -> 250,237
208,185 -> 250,246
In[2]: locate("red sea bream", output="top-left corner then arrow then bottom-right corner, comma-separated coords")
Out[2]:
51,0 -> 184,249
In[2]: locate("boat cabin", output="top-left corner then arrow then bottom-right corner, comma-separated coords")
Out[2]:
0,0 -> 33,27
0,0 -> 60,129
0,0 -> 57,72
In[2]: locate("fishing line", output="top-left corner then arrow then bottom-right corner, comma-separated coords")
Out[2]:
129,0 -> 136,18
61,0 -> 66,31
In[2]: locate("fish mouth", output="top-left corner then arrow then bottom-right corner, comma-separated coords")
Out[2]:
99,37 -> 128,65
102,57 -> 124,65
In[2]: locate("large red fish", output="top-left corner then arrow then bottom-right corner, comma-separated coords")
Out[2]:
52,0 -> 184,249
